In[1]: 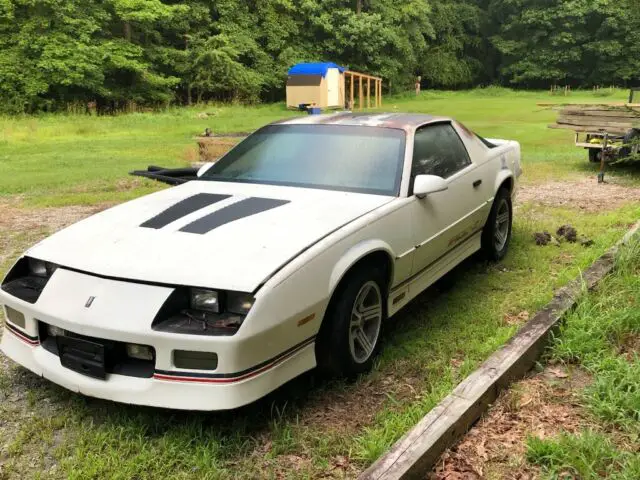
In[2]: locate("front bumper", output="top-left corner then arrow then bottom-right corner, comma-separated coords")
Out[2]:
0,267 -> 317,410
1,327 -> 314,410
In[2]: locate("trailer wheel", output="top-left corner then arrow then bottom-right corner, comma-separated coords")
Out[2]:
588,149 -> 600,163
620,129 -> 640,159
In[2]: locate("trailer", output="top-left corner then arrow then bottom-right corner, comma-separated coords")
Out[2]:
547,91 -> 640,182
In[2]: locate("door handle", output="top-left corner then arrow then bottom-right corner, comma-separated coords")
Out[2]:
473,179 -> 482,188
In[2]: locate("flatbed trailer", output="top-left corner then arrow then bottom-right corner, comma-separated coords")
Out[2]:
545,93 -> 640,182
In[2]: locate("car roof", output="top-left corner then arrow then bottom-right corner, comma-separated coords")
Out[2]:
272,112 -> 452,132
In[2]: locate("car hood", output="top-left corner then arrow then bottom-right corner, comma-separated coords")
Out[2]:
27,181 -> 394,292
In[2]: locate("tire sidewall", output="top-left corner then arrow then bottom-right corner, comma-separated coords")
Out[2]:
482,187 -> 512,261
317,267 -> 387,377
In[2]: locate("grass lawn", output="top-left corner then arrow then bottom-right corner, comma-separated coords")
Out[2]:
1,88 -> 639,479
433,237 -> 640,479
525,238 -> 640,479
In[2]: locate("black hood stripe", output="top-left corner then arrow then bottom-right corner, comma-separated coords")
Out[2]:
140,193 -> 231,229
180,197 -> 290,234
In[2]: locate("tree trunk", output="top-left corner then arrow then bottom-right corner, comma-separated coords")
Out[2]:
356,0 -> 362,14
124,21 -> 132,41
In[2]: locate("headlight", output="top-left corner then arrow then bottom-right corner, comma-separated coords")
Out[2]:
190,288 -> 220,313
152,288 -> 254,336
1,257 -> 58,304
227,291 -> 254,315
28,258 -> 47,277
27,258 -> 58,277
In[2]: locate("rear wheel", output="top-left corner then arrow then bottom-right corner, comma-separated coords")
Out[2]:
620,129 -> 640,159
481,187 -> 512,261
316,266 -> 386,377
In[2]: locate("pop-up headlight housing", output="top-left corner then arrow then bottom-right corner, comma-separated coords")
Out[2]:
1,257 -> 58,304
152,287 -> 254,336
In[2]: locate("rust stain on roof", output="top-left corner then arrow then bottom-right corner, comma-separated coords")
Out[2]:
273,112 -> 450,131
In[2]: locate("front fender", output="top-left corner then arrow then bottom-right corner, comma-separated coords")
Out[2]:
494,167 -> 514,196
328,240 -> 395,295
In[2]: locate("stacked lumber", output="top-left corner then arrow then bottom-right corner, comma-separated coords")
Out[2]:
548,105 -> 640,135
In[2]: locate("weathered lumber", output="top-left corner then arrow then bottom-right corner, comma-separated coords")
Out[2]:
359,222 -> 640,480
559,109 -> 640,118
548,124 -> 629,135
556,116 -> 636,130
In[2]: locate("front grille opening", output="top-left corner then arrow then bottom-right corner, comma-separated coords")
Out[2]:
38,322 -> 155,378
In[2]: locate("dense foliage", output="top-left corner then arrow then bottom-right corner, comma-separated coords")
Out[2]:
0,0 -> 639,113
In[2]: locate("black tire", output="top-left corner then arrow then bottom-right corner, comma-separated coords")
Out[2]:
588,149 -> 600,163
620,129 -> 640,158
481,187 -> 512,261
315,265 -> 387,377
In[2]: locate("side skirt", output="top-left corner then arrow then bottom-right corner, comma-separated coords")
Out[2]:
387,231 -> 482,317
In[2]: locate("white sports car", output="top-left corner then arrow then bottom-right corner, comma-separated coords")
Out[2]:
1,113 -> 521,410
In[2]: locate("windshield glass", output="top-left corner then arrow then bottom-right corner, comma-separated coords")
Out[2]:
200,124 -> 406,196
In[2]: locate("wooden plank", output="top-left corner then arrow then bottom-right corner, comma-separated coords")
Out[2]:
345,70 -> 383,81
350,76 -> 355,110
560,109 -> 640,118
548,124 -> 629,135
367,78 -> 371,108
359,222 -> 640,480
557,116 -> 636,129
359,76 -> 363,110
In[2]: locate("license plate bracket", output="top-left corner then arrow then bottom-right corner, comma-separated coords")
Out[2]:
57,335 -> 107,380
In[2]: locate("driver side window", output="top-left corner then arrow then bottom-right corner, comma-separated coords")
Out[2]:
412,123 -> 472,179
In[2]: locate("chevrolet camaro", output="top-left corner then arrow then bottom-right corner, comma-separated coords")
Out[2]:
1,113 -> 521,410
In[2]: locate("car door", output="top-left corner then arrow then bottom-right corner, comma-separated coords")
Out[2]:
409,122 -> 488,275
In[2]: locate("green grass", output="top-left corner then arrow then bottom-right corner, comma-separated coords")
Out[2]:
527,430 -> 640,480
1,87 -> 638,206
1,89 -> 640,478
525,238 -> 640,479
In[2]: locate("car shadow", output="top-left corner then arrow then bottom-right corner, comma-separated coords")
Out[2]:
4,251 -> 497,461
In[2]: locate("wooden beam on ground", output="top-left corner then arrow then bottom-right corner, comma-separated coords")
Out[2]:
359,222 -> 640,480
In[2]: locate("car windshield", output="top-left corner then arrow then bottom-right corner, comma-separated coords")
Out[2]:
199,124 -> 406,196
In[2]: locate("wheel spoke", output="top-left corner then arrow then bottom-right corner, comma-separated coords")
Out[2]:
355,328 -> 374,355
496,211 -> 509,224
359,304 -> 381,321
494,229 -> 506,245
350,313 -> 361,329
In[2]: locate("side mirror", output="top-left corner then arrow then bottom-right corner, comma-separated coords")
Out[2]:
196,162 -> 214,177
413,174 -> 448,198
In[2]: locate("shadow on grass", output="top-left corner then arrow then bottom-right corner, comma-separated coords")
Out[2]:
7,255 -> 487,462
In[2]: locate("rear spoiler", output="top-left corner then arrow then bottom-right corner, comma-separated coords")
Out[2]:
130,165 -> 198,185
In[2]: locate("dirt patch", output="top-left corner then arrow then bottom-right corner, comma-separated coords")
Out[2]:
517,179 -> 640,212
431,365 -> 592,480
0,201 -> 110,270
0,203 -> 107,233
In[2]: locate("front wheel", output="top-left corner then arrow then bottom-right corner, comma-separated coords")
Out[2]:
316,266 -> 386,377
481,187 -> 512,261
